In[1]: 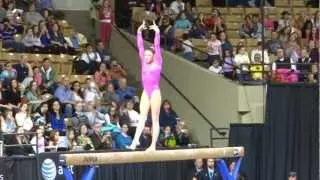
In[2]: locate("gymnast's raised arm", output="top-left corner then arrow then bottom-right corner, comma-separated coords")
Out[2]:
150,21 -> 162,66
137,21 -> 146,62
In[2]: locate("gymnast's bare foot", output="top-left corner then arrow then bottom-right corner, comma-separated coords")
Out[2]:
127,142 -> 140,150
145,146 -> 156,152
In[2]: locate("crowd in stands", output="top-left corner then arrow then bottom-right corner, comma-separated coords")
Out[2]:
0,0 -> 191,156
131,0 -> 319,84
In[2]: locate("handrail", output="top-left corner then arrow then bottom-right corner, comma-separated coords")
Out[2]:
112,24 -> 226,137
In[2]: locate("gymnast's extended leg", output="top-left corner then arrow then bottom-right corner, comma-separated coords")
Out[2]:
146,89 -> 161,151
128,91 -> 150,149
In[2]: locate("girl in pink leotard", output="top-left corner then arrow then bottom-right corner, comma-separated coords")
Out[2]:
128,21 -> 162,151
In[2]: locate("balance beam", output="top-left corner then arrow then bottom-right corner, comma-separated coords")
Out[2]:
60,147 -> 244,166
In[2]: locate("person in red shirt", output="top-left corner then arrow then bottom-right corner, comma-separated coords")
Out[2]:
99,0 -> 114,48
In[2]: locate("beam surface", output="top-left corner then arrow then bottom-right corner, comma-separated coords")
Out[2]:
61,147 -> 244,166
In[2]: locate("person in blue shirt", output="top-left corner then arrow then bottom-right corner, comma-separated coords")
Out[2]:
159,99 -> 178,129
54,77 -> 74,117
116,77 -> 136,102
216,157 -> 243,180
174,12 -> 192,31
49,100 -> 66,133
114,124 -> 132,149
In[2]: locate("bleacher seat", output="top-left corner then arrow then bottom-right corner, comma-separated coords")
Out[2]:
229,8 -> 245,15
245,8 -> 261,15
226,22 -> 240,30
224,15 -> 243,22
227,30 -> 240,39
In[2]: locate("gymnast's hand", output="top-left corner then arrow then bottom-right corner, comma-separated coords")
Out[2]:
138,20 -> 148,32
149,21 -> 160,33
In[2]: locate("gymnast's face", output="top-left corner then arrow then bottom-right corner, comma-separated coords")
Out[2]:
144,49 -> 154,64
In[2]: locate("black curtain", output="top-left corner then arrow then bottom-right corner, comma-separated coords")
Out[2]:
262,84 -> 319,180
229,124 -> 264,180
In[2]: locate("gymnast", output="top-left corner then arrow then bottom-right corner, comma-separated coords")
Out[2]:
128,20 -> 162,151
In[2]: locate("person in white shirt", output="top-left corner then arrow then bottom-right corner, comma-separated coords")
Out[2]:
170,0 -> 185,15
234,46 -> 251,81
83,101 -> 106,128
209,60 -> 223,74
206,33 -> 222,66
84,81 -> 101,103
79,44 -> 102,74
181,33 -> 193,61
250,41 -> 270,64
15,103 -> 33,131
30,128 -> 45,153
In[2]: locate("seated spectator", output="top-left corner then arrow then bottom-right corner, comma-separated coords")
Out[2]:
40,58 -> 57,92
39,21 -> 51,49
68,29 -> 81,49
209,59 -> 223,75
95,63 -> 111,89
297,49 -> 312,82
37,1 -> 54,11
77,44 -> 102,74
170,0 -> 185,15
4,127 -> 32,156
116,77 -> 136,102
3,79 -> 21,106
70,102 -> 88,131
157,12 -> 174,48
109,60 -> 128,84
77,123 -> 94,150
50,23 -> 71,54
54,77 -> 74,117
234,46 -> 251,82
49,100 -> 66,133
308,40 -> 319,62
203,158 -> 221,180
181,33 -> 193,61
15,103 -> 33,131
1,18 -> 17,49
278,11 -> 291,31
264,13 -> 275,32
13,55 -> 31,83
190,159 -> 205,180
24,3 -> 44,26
47,129 -> 60,150
30,127 -> 45,153
266,31 -> 283,55
66,129 -> 77,150
84,81 -> 101,102
159,125 -> 176,148
114,123 -> 132,149
239,15 -> 254,39
84,101 -> 106,128
309,27 -> 319,45
71,81 -> 83,102
90,123 -> 112,150
176,125 -> 190,146
32,66 -> 43,86
0,1 -> 6,22
0,63 -> 17,85
250,53 -> 264,81
250,41 -> 270,64
96,40 -> 110,64
284,32 -> 301,63
139,126 -> 152,148
184,2 -> 196,22
174,12 -> 192,32
204,8 -> 219,31
206,33 -> 222,66
189,18 -> 206,39
0,109 -> 16,133
311,10 -> 320,28
150,0 -> 166,16
251,14 -> 263,39
102,82 -> 120,103
159,100 -> 178,129
119,100 -> 139,135
272,48 -> 298,83
219,31 -> 233,53
33,103 -> 49,126
222,49 -> 235,80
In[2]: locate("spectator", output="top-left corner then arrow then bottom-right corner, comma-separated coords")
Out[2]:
49,100 -> 66,133
54,77 -> 74,117
170,0 -> 185,15
190,159 -> 205,180
308,40 -> 319,62
0,1 -> 6,22
222,49 -> 235,80
0,63 -> 17,85
297,49 -> 312,82
181,33 -> 193,61
284,32 -> 301,63
119,100 -> 139,135
266,31 -> 282,55
157,12 -> 174,48
78,44 -> 102,75
217,158 -> 243,180
159,100 -> 178,129
84,81 -> 101,102
2,18 -> 17,49
77,123 -> 94,150
174,12 -> 192,32
251,14 -> 263,39
32,66 -> 43,86
91,122 -> 113,149
33,103 -> 49,126
39,20 -> 51,48
288,172 -> 297,180
68,29 -> 81,49
184,2 -> 196,22
3,79 -> 21,106
159,125 -> 176,148
41,58 -> 56,92
139,126 -> 152,148
99,0 -> 114,47
209,59 -> 223,75
115,123 -> 132,149
50,23 -> 69,54
264,13 -> 275,32
15,103 -> 33,131
47,129 -> 60,149
250,41 -> 270,64
13,55 -> 30,82
150,0 -> 166,16
234,46 -> 251,82
71,81 -> 83,102
95,63 -> 111,89
30,127 -> 45,153
66,128 -> 77,150
239,15 -> 254,38
24,3 -> 44,26
175,124 -> 190,146
96,40 -> 109,64
272,48 -> 298,83
278,11 -> 291,30
250,53 -> 264,81
311,10 -> 320,28
109,60 -> 128,83
189,19 -> 207,39
206,33 -> 222,66
204,158 -> 221,180
84,101 -> 106,128
70,102 -> 88,131
102,82 -> 120,103
116,77 -> 136,102
219,32 -> 233,53
5,127 -> 32,156
0,109 -> 16,133
37,0 -> 54,11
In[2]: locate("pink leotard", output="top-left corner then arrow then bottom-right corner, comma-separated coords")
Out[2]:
137,31 -> 163,97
